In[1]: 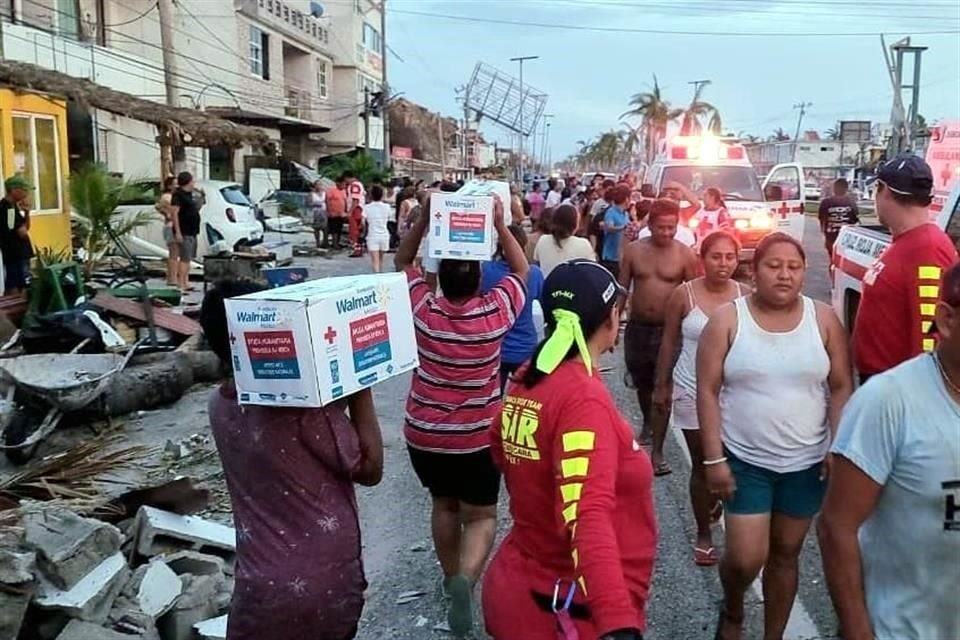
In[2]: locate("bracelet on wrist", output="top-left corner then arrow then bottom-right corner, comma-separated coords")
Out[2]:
703,457 -> 728,466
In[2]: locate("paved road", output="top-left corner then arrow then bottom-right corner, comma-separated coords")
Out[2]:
309,219 -> 841,639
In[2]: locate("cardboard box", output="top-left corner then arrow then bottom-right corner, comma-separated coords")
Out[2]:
224,273 -> 418,407
428,193 -> 495,261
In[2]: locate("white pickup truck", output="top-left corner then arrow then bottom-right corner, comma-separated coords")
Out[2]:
831,183 -> 960,331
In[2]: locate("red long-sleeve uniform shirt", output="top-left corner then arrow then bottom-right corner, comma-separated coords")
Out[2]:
484,360 -> 656,637
853,223 -> 958,376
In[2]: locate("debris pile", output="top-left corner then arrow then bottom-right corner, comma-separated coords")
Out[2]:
0,505 -> 235,640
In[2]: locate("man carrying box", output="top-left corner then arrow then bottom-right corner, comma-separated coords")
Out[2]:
395,194 -> 528,637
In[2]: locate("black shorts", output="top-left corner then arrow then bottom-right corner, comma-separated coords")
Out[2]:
624,321 -> 664,389
327,217 -> 345,235
407,445 -> 501,506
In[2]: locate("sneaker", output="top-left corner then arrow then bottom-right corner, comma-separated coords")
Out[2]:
440,575 -> 453,600
445,574 -> 473,636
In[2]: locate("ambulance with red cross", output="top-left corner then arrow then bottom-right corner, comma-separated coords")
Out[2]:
643,135 -> 807,258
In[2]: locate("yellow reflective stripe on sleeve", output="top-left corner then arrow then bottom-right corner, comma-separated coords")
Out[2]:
922,320 -> 933,333
561,457 -> 590,479
560,482 -> 583,503
919,285 -> 940,299
570,523 -> 577,540
918,266 -> 942,280
562,503 -> 578,524
922,338 -> 936,352
562,430 -> 596,453
578,576 -> 587,596
572,548 -> 579,569
921,303 -> 937,317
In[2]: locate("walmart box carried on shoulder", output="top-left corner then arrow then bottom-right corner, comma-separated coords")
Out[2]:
224,273 -> 418,407
427,193 -> 495,261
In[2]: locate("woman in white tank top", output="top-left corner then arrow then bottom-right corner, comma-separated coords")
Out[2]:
696,233 -> 853,640
652,231 -> 748,567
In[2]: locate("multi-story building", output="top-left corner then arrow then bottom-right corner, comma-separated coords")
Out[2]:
0,0 -> 354,181
323,0 -> 384,162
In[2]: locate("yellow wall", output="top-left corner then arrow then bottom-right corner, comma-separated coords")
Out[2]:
0,90 -> 71,253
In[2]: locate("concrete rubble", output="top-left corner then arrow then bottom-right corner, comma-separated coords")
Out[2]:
0,505 -> 237,640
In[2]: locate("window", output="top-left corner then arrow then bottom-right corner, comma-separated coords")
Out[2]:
249,26 -> 270,80
11,114 -> 62,212
820,146 -> 831,152
362,23 -> 381,54
317,60 -> 328,99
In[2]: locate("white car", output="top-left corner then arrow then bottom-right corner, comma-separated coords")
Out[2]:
117,180 -> 264,258
804,181 -> 822,201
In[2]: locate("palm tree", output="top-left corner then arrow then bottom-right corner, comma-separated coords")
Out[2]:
825,125 -> 841,140
621,74 -> 682,163
620,123 -> 643,160
772,127 -> 791,141
707,110 -> 724,136
679,82 -> 719,136
70,165 -> 153,277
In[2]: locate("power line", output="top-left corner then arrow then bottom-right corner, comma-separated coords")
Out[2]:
387,8 -> 960,36
103,1 -> 159,28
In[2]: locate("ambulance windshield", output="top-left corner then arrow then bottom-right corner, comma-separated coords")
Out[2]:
661,166 -> 763,202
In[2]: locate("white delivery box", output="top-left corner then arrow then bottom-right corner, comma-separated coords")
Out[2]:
428,193 -> 495,261
224,272 -> 418,407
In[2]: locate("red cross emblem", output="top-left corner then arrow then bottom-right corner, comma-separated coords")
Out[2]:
323,326 -> 338,344
776,203 -> 791,220
435,211 -> 442,220
229,333 -> 237,344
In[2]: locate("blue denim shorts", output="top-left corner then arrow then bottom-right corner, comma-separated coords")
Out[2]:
724,448 -> 825,519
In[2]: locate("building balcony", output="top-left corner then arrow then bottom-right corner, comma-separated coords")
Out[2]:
237,0 -> 331,53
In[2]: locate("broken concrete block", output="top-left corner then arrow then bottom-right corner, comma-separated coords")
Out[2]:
124,560 -> 183,619
0,548 -> 35,584
157,573 -> 226,640
134,507 -> 235,561
55,619 -> 139,640
35,552 -> 129,623
193,614 -> 227,640
0,586 -> 33,640
24,508 -> 123,590
160,550 -> 224,578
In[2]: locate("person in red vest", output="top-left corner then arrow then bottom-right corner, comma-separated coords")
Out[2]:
345,171 -> 367,258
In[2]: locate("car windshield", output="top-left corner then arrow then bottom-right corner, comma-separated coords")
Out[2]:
220,185 -> 252,207
661,166 -> 763,202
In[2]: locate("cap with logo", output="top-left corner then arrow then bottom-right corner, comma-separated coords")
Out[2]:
867,153 -> 934,198
536,259 -> 627,375
3,175 -> 33,192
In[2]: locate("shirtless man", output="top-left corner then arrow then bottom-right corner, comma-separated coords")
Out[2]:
619,198 -> 698,476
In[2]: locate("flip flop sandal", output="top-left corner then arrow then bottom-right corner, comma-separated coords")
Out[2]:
654,461 -> 673,477
714,604 -> 744,640
710,500 -> 724,524
694,546 -> 720,566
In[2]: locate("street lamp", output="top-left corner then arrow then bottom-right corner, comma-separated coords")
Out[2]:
510,55 -> 538,183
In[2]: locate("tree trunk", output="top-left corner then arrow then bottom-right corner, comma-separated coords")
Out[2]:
90,354 -> 195,418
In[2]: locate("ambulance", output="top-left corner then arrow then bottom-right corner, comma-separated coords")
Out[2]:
643,135 -> 806,256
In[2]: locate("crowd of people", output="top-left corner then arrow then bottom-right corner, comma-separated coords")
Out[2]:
199,153 -> 958,640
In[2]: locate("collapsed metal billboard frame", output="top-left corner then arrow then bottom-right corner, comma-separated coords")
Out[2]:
464,62 -> 547,138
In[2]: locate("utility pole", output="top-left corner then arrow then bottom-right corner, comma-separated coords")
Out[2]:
363,86 -> 371,158
883,37 -> 927,154
542,114 -> 554,171
792,101 -> 813,161
379,0 -> 390,169
510,55 -> 538,183
157,0 -> 185,173
438,113 -> 446,179
461,83 -> 471,170
688,79 -> 711,99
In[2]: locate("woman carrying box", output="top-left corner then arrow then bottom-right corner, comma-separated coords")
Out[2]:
201,279 -> 384,640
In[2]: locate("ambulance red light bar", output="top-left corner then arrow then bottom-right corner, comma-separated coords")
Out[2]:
670,136 -> 746,161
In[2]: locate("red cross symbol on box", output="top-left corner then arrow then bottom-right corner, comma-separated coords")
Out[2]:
435,211 -> 442,220
229,333 -> 237,344
776,203 -> 791,220
324,326 -> 338,344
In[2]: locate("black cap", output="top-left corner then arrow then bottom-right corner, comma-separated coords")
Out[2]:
542,260 -> 626,332
868,153 -> 934,198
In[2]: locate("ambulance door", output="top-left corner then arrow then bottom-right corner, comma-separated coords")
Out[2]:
763,163 -> 806,241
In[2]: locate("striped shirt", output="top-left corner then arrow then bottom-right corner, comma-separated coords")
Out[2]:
403,267 -> 526,454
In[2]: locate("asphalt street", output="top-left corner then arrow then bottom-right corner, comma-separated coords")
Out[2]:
347,217 -> 842,640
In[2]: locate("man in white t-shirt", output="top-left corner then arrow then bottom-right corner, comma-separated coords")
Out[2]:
544,178 -> 562,208
818,262 -> 960,640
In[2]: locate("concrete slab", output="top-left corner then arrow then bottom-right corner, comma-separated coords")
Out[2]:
35,552 -> 129,623
160,550 -> 224,578
0,548 -> 35,584
134,561 -> 182,619
193,614 -> 227,640
24,508 -> 123,590
0,586 -> 33,640
134,508 -> 235,559
55,619 -> 140,640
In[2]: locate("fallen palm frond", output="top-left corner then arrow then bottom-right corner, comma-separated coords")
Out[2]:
0,435 -> 153,507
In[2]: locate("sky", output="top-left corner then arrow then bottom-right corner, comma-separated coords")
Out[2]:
382,0 -> 960,163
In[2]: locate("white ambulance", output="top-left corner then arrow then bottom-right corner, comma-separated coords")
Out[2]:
643,135 -> 806,256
